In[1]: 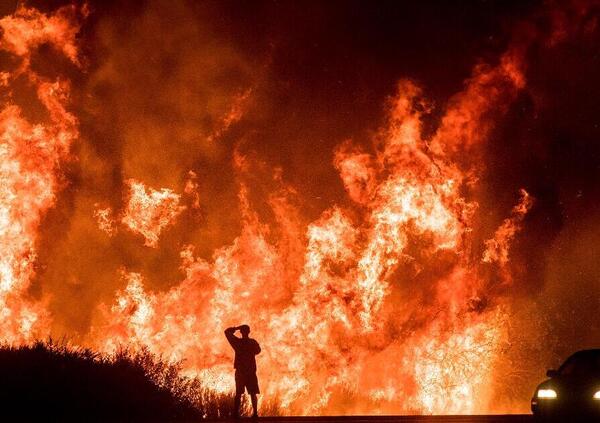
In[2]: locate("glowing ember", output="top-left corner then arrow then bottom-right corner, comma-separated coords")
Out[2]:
94,204 -> 117,237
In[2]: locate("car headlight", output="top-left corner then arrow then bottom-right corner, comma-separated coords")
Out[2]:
594,390 -> 600,400
537,388 -> 557,399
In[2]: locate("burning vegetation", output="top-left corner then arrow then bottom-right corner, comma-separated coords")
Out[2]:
0,0 -> 599,417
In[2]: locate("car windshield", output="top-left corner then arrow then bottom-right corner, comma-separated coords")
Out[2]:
559,351 -> 600,377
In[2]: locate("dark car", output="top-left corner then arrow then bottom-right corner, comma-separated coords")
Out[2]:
531,349 -> 600,421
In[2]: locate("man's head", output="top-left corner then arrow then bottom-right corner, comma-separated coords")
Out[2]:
239,325 -> 250,337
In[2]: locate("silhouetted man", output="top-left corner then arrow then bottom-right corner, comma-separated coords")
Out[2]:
225,324 -> 261,418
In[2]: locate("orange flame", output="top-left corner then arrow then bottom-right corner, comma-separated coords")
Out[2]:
4,2 -> 591,416
120,179 -> 185,247
0,5 -> 81,344
91,54 -> 531,413
483,189 -> 534,266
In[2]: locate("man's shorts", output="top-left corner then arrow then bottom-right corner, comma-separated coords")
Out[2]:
235,370 -> 260,395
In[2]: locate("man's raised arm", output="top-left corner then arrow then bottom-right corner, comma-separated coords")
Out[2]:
254,340 -> 261,355
224,326 -> 239,347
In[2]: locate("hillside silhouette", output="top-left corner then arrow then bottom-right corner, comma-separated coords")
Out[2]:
0,341 -> 237,421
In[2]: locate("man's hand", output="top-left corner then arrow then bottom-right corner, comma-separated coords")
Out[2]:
225,324 -> 247,334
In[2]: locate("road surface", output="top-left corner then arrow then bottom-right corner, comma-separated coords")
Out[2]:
222,416 -> 532,422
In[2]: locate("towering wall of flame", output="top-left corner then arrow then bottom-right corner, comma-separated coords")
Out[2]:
0,5 -> 81,344
90,49 -> 533,414
1,0 -> 598,416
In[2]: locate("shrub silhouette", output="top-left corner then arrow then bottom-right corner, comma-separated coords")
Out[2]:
0,340 -> 240,421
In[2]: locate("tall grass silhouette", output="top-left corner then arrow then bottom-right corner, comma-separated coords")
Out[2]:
0,340 -> 279,420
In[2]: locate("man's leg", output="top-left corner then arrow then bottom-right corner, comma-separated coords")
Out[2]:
234,393 -> 242,418
250,393 -> 258,417
234,370 -> 243,418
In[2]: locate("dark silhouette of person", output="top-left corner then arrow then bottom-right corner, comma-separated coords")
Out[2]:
225,324 -> 261,418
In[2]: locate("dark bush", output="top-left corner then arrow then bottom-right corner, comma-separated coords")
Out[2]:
0,340 -> 241,421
